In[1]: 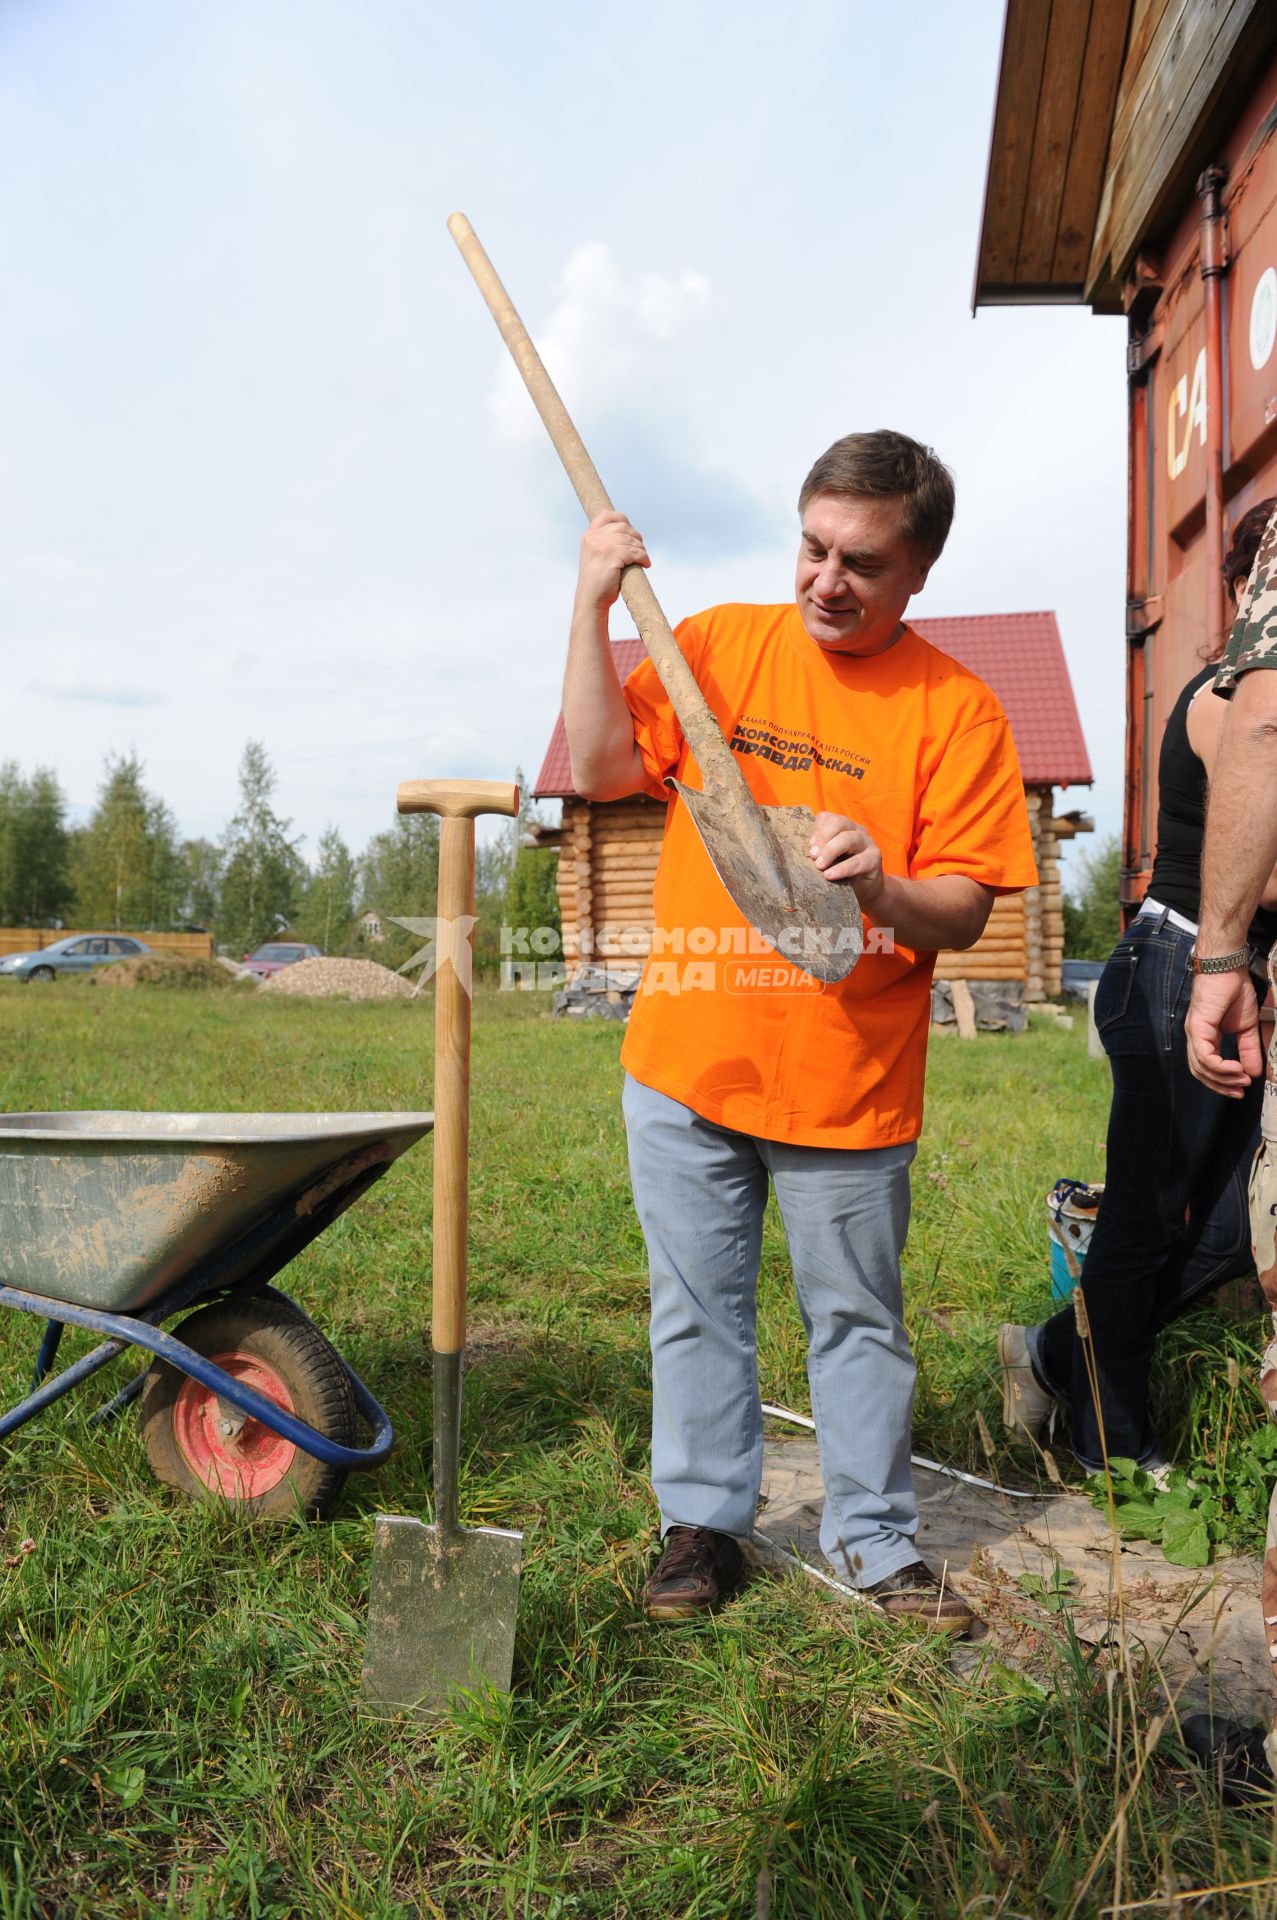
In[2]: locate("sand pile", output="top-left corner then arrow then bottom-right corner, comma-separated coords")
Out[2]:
260,957 -> 416,1001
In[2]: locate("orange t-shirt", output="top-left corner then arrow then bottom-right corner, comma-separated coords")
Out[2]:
617,603 -> 1038,1147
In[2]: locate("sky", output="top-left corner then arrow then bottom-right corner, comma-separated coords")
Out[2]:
0,0 -> 1128,885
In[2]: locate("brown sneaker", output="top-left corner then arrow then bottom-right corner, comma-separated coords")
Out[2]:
867,1560 -> 973,1634
643,1525 -> 745,1621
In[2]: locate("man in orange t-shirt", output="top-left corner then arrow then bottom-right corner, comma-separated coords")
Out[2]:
563,430 -> 1037,1630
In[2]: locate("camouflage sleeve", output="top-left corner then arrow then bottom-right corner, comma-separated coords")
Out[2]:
1214,504 -> 1277,696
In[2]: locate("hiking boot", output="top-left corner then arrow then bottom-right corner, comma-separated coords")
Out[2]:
867,1560 -> 974,1634
998,1323 -> 1056,1441
643,1525 -> 745,1621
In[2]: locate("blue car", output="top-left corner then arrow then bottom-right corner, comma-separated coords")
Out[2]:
0,935 -> 154,982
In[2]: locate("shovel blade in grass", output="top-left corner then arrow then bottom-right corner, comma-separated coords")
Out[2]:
363,1511 -> 522,1717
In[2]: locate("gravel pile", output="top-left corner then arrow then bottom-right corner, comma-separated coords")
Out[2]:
261,956 -> 417,1001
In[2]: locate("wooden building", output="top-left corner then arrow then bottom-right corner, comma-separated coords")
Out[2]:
532,613 -> 1091,1003
974,0 -> 1277,908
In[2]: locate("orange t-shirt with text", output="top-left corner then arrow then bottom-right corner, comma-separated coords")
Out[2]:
617,603 -> 1038,1147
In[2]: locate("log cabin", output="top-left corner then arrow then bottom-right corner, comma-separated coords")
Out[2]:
532,613 -> 1091,1004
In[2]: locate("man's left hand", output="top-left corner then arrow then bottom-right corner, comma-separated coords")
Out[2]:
809,813 -> 886,910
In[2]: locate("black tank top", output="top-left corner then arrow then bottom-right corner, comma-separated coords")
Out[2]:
1146,663 -> 1277,954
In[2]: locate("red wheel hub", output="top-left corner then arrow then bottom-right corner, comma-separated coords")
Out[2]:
172,1351 -> 298,1499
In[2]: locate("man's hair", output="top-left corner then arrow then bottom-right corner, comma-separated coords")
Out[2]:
1223,496 -> 1277,592
797,430 -> 956,564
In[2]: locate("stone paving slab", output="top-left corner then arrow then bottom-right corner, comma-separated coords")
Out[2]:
754,1433 -> 1272,1722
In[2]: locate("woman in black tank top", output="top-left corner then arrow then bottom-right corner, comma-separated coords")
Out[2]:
999,500 -> 1277,1475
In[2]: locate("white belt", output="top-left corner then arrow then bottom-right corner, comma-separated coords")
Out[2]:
1136,896 -> 1198,935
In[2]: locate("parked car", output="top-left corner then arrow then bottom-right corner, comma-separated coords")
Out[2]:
241,942 -> 322,980
0,934 -> 154,982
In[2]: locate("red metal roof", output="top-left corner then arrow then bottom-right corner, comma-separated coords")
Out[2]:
533,612 -> 1092,797
911,611 -> 1093,787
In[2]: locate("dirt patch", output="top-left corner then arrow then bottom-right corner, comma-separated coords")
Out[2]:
755,1432 -> 1273,1721
261,957 -> 417,1001
89,955 -> 249,992
464,1324 -> 525,1366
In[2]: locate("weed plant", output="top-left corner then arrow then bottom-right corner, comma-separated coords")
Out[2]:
0,988 -> 1275,1915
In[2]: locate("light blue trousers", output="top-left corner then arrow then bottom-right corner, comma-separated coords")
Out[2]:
622,1075 -> 919,1588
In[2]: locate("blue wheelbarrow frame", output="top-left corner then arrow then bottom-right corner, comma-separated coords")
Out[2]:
0,1111 -> 433,1472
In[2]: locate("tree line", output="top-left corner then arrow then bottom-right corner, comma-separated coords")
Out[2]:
0,743 -> 560,969
1061,833 -> 1120,960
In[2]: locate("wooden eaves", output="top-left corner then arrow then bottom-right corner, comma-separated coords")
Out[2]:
974,0 -> 1277,315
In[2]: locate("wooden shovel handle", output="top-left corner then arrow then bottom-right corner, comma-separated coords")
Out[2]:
446,213 -> 742,791
398,778 -> 519,822
396,777 -> 517,1354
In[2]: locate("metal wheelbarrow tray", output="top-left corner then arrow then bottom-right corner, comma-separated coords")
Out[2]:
0,1111 -> 433,1516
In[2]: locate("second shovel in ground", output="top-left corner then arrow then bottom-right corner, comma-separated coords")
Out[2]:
362,777 -> 523,1719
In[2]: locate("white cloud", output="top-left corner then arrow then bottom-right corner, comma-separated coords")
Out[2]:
486,243 -> 776,561
488,242 -> 712,444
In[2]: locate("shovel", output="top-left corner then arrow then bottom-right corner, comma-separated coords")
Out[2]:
446,212 -> 862,987
362,777 -> 523,1717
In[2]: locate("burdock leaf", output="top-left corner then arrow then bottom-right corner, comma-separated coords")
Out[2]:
1111,1498 -> 1162,1539
1161,1509 -> 1210,1568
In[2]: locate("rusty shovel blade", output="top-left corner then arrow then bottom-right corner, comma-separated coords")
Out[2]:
362,1512 -> 522,1718
672,783 -> 864,986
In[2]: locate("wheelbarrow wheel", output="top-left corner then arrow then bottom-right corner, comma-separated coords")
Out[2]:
140,1288 -> 357,1519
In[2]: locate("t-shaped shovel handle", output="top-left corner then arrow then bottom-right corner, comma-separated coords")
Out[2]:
398,779 -> 519,1357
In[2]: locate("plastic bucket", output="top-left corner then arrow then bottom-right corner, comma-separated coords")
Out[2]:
1046,1178 -> 1104,1304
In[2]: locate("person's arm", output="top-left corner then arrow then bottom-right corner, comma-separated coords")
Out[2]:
1186,668 -> 1277,1092
563,512 -> 651,802
1187,685 -> 1277,908
1185,683 -> 1225,766
809,813 -> 995,951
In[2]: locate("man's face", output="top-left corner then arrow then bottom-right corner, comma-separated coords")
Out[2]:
794,492 -> 931,654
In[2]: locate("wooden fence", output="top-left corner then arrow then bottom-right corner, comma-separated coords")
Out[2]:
0,928 -> 215,960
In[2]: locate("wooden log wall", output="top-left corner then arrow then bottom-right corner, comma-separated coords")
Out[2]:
932,785 -> 1071,1001
560,784 -> 1079,997
557,795 -> 665,962
933,893 -> 1028,988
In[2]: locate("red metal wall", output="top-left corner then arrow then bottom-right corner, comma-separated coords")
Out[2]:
1123,54 -> 1277,907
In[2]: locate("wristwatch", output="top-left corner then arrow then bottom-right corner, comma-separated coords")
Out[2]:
1189,946 -> 1252,975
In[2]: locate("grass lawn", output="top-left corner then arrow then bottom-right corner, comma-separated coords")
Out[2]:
1,982 -> 1276,1917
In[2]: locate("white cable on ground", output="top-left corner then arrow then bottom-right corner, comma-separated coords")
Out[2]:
748,1533 -> 868,1603
759,1402 -> 1040,1501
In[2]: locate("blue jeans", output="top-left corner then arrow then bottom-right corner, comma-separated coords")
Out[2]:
1030,912 -> 1261,1469
623,1075 -> 919,1588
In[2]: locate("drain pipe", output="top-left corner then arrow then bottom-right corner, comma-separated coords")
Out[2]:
1198,164 -> 1229,648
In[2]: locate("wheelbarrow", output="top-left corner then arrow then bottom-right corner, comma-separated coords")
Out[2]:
0,1110 -> 433,1517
